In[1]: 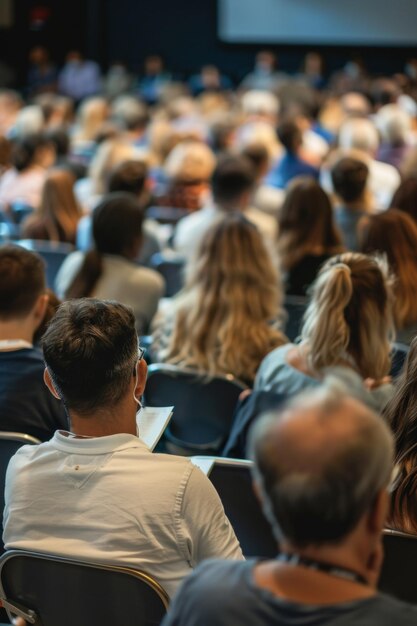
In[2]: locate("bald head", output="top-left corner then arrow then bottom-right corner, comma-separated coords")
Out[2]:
249,386 -> 394,547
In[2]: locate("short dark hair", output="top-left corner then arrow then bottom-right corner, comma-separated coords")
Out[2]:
331,157 -> 369,203
42,299 -> 138,414
211,155 -> 255,206
107,160 -> 148,196
93,192 -> 144,255
0,245 -> 45,319
241,143 -> 269,178
277,120 -> 302,154
12,134 -> 50,172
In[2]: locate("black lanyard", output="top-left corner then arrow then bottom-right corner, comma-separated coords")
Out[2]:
277,553 -> 368,586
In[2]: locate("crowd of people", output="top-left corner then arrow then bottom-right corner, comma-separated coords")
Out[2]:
2,45 -> 417,623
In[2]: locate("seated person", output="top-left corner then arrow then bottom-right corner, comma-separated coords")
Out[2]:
0,244 -> 67,441
331,155 -> 371,251
3,299 -> 243,598
55,192 -> 164,334
265,120 -> 319,190
163,387 -> 417,626
255,253 -> 395,412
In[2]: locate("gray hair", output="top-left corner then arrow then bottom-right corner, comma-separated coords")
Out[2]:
338,117 -> 380,154
248,384 -> 394,547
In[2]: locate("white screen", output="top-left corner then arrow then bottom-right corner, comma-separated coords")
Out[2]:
219,0 -> 417,46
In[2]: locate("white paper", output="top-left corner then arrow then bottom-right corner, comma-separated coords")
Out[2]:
136,406 -> 174,451
190,456 -> 216,475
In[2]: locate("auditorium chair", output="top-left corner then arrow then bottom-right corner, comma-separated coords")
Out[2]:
0,551 -> 169,626
390,342 -> 409,378
192,456 -> 277,558
144,364 -> 246,455
16,239 -> 74,289
379,528 -> 417,604
283,295 -> 308,342
149,253 -> 185,297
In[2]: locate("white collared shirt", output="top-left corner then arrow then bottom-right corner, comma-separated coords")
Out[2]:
3,432 -> 243,597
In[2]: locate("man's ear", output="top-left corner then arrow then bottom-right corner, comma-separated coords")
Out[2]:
43,367 -> 61,400
367,488 -> 389,535
33,293 -> 49,328
134,358 -> 148,399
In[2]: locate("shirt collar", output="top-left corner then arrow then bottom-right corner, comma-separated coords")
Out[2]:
52,431 -> 149,455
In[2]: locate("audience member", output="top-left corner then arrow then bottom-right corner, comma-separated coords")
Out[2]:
359,209 -> 417,344
376,104 -> 412,170
0,245 -> 67,441
188,65 -> 232,97
241,143 -> 284,215
0,134 -> 55,210
277,177 -> 344,295
56,193 -> 164,333
3,299 -> 243,597
58,51 -> 102,102
174,155 -> 277,259
255,253 -> 395,411
390,178 -> 417,224
22,168 -> 82,244
153,214 -> 287,384
163,387 -> 417,626
26,46 -> 57,97
111,95 -> 149,147
331,155 -> 371,250
137,54 -> 171,105
240,50 -> 287,92
71,97 -> 110,164
265,120 -> 319,189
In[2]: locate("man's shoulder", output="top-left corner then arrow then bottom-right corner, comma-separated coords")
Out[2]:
369,593 -> 417,624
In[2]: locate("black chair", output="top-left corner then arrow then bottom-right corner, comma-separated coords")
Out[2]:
0,433 -> 40,555
0,550 -> 169,626
146,206 -> 189,226
379,529 -> 417,603
192,457 -> 277,558
149,253 -> 185,297
283,295 -> 308,342
390,342 -> 409,378
16,240 -> 74,290
144,364 -> 246,455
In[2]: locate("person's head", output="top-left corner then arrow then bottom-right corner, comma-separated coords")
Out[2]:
390,178 -> 417,223
65,193 -> 144,300
376,104 -> 411,147
278,177 -> 344,271
338,117 -> 380,156
45,127 -> 70,157
111,95 -> 149,133
12,133 -> 55,172
144,54 -> 164,76
303,52 -> 323,76
29,46 -> 49,66
250,386 -> 393,555
359,209 -> 417,329
241,143 -> 270,180
0,244 -> 47,334
301,252 -> 394,380
13,105 -> 45,138
107,159 -> 148,196
88,138 -> 141,195
166,213 -> 286,382
331,156 -> 369,204
383,336 -> 417,532
42,299 -> 146,425
211,155 -> 255,210
276,120 -> 303,155
38,168 -> 82,242
163,140 -> 216,184
75,97 -> 109,142
241,90 -> 280,123
255,50 -> 276,73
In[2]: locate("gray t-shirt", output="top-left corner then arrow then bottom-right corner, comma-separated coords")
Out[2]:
162,559 -> 417,626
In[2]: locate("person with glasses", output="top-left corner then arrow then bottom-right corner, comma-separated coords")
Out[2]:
3,299 -> 243,598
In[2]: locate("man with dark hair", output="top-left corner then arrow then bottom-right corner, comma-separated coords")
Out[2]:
0,244 -> 67,440
265,119 -> 319,189
331,155 -> 369,250
174,155 -> 277,259
3,299 -> 242,597
163,386 -> 417,625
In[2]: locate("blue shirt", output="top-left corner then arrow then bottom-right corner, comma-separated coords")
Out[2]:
265,153 -> 319,189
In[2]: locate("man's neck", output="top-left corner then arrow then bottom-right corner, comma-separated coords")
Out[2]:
0,321 -> 34,344
69,401 -> 137,438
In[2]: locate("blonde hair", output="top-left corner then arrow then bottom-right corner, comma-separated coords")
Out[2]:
89,139 -> 144,195
37,168 -> 82,242
301,252 -> 394,380
163,141 -> 216,182
73,97 -> 109,143
166,214 -> 287,382
360,209 -> 417,330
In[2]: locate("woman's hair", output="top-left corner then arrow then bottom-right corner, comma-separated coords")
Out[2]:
74,97 -> 109,142
301,252 -> 394,380
165,213 -> 287,382
88,139 -> 142,195
163,141 -> 216,183
277,177 -> 344,271
359,209 -> 417,329
12,134 -> 50,172
65,192 -> 144,299
36,168 -> 82,242
383,337 -> 417,532
390,178 -> 417,224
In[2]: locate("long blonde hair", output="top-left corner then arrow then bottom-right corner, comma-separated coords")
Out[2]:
37,168 -> 82,242
165,214 -> 287,382
301,252 -> 394,380
359,209 -> 417,330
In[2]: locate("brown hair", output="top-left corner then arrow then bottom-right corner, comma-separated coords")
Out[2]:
34,168 -> 82,243
0,244 -> 45,319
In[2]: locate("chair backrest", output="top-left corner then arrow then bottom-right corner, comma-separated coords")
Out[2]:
16,239 -> 74,289
379,529 -> 417,603
144,364 -> 246,455
390,342 -> 409,378
0,433 -> 40,554
149,253 -> 185,297
0,550 -> 169,626
192,457 -> 277,558
283,295 -> 308,342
